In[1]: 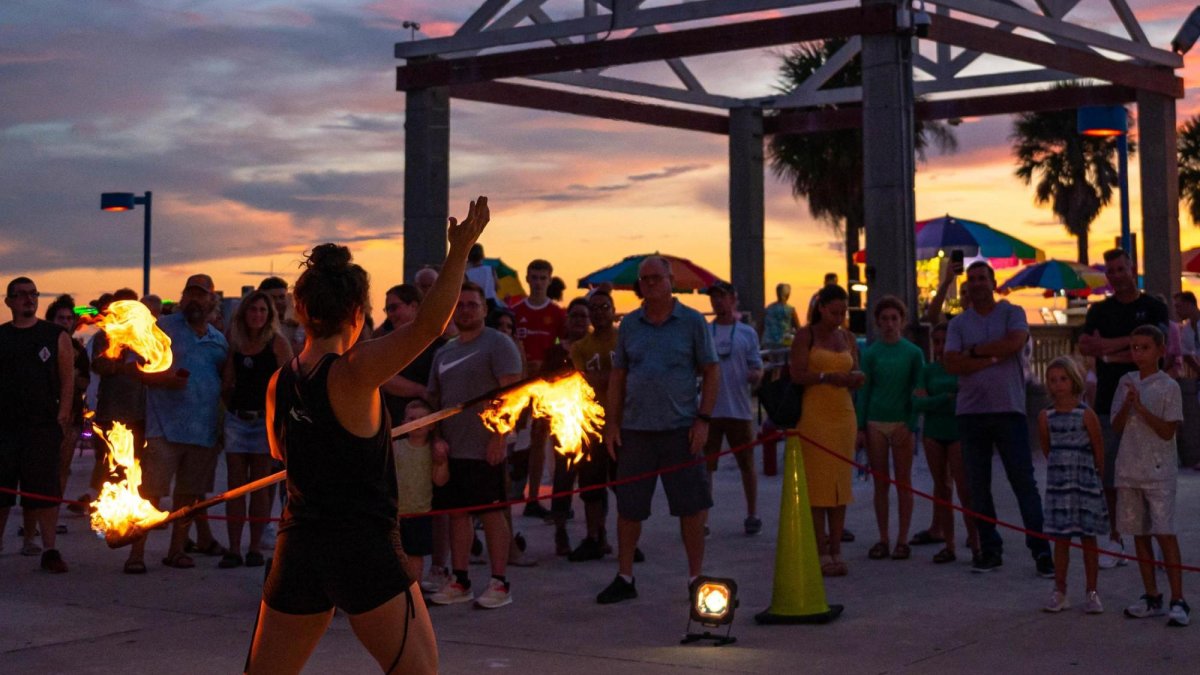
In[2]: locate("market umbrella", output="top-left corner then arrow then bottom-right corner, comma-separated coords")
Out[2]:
998,259 -> 1108,294
483,258 -> 526,304
577,253 -> 726,293
1182,247 -> 1200,274
854,215 -> 1045,268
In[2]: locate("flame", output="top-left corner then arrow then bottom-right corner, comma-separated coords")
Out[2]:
89,422 -> 167,538
97,300 -> 172,373
481,372 -> 605,467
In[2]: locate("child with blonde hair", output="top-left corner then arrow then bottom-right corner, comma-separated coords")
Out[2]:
1038,356 -> 1107,613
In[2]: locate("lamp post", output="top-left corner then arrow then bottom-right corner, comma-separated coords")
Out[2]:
100,191 -> 152,296
1076,106 -> 1130,255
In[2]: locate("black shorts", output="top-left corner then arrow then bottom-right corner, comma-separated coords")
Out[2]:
263,526 -> 411,615
550,437 -> 612,513
0,425 -> 64,509
400,515 -> 433,557
433,458 -> 506,513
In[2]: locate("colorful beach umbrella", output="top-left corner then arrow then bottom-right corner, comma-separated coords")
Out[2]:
577,253 -> 726,293
854,215 -> 1045,268
998,260 -> 1108,293
483,258 -> 526,304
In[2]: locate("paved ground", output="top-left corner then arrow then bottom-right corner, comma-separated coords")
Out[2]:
3,437 -> 1199,674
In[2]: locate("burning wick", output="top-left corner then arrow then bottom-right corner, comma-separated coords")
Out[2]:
97,300 -> 173,373
481,372 -> 605,468
90,422 -> 167,541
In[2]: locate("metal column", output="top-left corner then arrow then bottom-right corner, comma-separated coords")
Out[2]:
403,73 -> 451,282
729,106 -> 766,321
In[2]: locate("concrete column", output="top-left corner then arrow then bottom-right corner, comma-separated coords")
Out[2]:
403,77 -> 450,282
1137,90 -> 1180,302
861,0 -> 917,330
729,106 -> 766,322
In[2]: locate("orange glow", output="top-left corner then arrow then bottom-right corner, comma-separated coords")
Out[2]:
480,372 -> 605,467
97,300 -> 172,372
89,422 -> 167,538
101,206 -> 131,212
1081,129 -> 1124,137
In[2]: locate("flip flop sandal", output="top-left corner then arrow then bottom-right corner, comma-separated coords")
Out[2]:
868,542 -> 891,560
124,559 -> 148,574
218,553 -> 244,569
908,530 -> 945,546
933,548 -> 957,564
820,561 -> 840,577
162,553 -> 195,569
891,544 -> 912,560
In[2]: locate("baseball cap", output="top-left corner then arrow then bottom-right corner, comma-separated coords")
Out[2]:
707,281 -> 736,295
183,274 -> 215,294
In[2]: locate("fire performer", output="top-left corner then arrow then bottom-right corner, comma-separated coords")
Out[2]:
246,197 -> 489,674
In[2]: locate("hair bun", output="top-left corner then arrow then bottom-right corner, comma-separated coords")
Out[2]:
306,243 -> 352,273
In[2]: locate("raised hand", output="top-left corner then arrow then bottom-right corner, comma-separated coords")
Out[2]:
447,196 -> 490,251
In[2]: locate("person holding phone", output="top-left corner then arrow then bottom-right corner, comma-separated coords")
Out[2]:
923,250 -> 968,326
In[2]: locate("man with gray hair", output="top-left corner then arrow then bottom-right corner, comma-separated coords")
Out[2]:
597,256 -> 720,604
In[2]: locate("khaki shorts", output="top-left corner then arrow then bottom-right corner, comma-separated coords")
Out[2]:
142,437 -> 220,498
1116,485 -> 1176,536
703,418 -> 756,472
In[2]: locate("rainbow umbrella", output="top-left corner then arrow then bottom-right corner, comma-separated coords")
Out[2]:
483,258 -> 526,304
855,215 -> 1045,268
577,253 -> 726,293
998,259 -> 1108,294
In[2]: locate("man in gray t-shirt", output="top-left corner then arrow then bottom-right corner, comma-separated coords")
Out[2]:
426,283 -> 522,607
945,262 -> 1051,576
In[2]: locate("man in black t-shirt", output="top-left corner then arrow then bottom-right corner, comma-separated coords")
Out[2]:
379,284 -> 446,422
0,277 -> 74,572
1079,249 -> 1169,555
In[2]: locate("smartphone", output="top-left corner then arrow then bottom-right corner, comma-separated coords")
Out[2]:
950,249 -> 964,274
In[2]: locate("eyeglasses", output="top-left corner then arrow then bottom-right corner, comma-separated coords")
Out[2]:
8,290 -> 38,299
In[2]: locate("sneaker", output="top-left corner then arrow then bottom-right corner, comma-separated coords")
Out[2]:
429,581 -> 474,605
1124,593 -> 1166,619
514,531 -> 527,553
1043,589 -> 1070,613
1084,591 -> 1104,615
1168,599 -> 1191,627
422,566 -> 450,593
971,552 -> 1002,573
1099,539 -> 1127,569
744,515 -> 763,536
470,535 -> 486,565
474,578 -> 512,609
523,502 -> 550,519
568,537 -> 606,562
21,541 -> 42,557
841,528 -> 856,543
40,549 -> 68,573
507,550 -> 538,567
1036,554 -> 1055,579
597,575 -> 637,604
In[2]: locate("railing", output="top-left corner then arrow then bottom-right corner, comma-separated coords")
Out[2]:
1028,324 -> 1083,383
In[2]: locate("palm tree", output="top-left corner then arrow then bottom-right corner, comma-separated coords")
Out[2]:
1178,114 -> 1200,226
769,39 -> 955,304
1011,95 -> 1129,265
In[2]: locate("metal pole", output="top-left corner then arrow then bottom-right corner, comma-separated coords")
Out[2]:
1118,136 -> 1130,256
142,191 -> 152,297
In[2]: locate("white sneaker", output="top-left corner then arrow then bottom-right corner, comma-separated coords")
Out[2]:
429,581 -> 474,605
1084,591 -> 1104,614
474,578 -> 512,609
421,566 -> 450,594
1043,589 -> 1070,613
1099,539 -> 1128,569
1168,599 -> 1191,627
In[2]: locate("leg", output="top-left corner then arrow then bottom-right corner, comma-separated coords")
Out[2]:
891,427 -> 916,547
811,507 -> 830,557
616,515 -> 642,577
1156,535 -> 1184,602
1081,536 -> 1099,593
347,585 -> 438,675
448,513 -> 472,573
727,420 -> 758,517
923,438 -> 954,551
403,555 -> 425,591
479,509 -> 510,579
225,453 -> 249,555
1097,416 -> 1121,540
959,416 -> 1001,557
1133,535 -> 1159,597
527,420 -> 549,506
1053,538 -> 1070,593
946,441 -> 977,552
992,414 -> 1049,560
33,506 -> 58,551
246,603 -> 334,675
246,454 -> 273,554
430,514 -> 449,571
679,511 -> 706,578
828,507 -> 847,560
865,425 -> 891,546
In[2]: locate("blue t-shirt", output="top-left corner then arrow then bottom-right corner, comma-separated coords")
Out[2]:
614,300 -> 718,431
145,312 -> 229,447
710,320 -> 763,421
945,300 -> 1027,415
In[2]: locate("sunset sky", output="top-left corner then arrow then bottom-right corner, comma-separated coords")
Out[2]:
5,0 -> 1200,321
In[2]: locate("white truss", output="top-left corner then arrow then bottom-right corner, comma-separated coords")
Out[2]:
396,0 -> 1181,110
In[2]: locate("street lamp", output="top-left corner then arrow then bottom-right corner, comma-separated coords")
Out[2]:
1077,106 -> 1130,256
100,191 -> 152,296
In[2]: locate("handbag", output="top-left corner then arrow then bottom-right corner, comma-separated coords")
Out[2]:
756,329 -> 813,428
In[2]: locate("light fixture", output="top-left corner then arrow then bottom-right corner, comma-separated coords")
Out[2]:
850,282 -> 869,293
100,191 -> 153,296
682,576 -> 738,646
402,20 -> 421,41
1076,106 -> 1131,255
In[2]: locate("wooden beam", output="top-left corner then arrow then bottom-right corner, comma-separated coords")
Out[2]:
926,16 -> 1182,99
398,6 -> 896,90
448,81 -> 729,134
765,85 -> 1138,135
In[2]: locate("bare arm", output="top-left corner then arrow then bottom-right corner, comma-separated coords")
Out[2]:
788,327 -> 814,384
1083,408 -> 1105,481
942,349 -> 996,376
604,368 -> 627,460
220,351 -> 236,409
266,371 -> 283,462
485,372 -> 522,465
431,438 -> 450,486
56,332 -> 74,427
381,374 -> 427,399
923,272 -> 955,325
1131,392 -> 1182,441
972,329 -> 1029,359
1037,410 -> 1051,459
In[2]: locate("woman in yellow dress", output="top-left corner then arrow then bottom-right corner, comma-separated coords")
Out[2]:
789,285 -> 863,577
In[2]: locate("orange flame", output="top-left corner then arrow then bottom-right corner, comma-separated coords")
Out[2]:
97,300 -> 172,372
89,422 -> 167,538
481,372 -> 605,467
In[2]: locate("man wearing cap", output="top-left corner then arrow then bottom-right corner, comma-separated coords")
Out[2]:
135,274 -> 229,572
703,282 -> 764,535
596,256 -> 720,604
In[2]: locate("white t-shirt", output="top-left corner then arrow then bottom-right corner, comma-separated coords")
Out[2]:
1112,370 -> 1183,488
465,265 -> 497,301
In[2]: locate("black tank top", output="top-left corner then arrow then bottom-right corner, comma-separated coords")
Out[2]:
273,354 -> 396,533
0,320 -> 65,427
230,342 -> 277,412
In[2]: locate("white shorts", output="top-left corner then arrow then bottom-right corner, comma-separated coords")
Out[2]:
1115,485 -> 1176,536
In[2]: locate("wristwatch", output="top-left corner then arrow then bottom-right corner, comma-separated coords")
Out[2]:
818,372 -> 826,383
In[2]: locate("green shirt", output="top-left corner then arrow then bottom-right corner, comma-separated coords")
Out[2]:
913,361 -> 959,441
856,338 -> 925,430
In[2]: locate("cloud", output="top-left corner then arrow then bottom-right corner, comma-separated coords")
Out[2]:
628,164 -> 708,182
